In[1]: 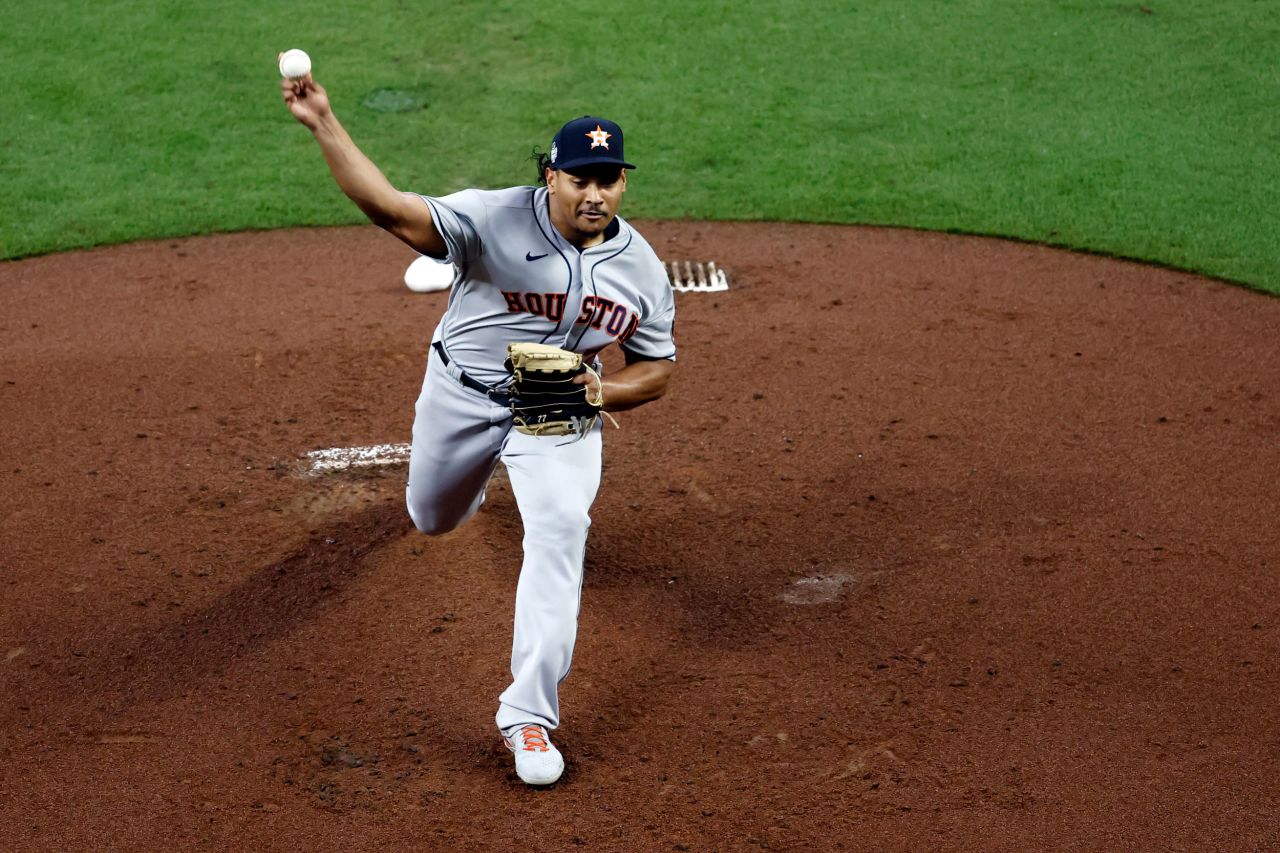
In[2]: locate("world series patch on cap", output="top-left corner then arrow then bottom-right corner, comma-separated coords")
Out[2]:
549,116 -> 636,172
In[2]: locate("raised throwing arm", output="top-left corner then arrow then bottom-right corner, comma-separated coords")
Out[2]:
281,74 -> 446,258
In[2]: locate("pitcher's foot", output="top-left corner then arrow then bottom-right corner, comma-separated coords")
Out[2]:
502,723 -> 564,786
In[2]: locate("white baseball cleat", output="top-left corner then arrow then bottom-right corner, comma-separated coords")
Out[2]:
502,724 -> 564,786
404,254 -> 455,292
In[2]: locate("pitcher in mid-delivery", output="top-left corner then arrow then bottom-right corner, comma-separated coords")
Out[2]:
281,71 -> 675,786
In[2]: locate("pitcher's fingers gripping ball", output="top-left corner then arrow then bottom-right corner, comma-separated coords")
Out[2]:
278,61 -> 331,130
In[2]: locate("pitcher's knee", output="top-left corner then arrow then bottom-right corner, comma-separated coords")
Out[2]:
406,491 -> 462,536
411,513 -> 457,536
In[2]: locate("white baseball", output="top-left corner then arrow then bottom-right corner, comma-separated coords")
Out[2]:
278,49 -> 312,79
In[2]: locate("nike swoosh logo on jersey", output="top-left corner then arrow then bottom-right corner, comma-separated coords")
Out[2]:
525,251 -> 549,261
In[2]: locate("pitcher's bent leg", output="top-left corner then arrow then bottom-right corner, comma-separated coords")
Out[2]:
495,425 -> 603,732
405,352 -> 508,535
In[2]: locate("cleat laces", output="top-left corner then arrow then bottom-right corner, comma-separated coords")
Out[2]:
519,725 -> 549,752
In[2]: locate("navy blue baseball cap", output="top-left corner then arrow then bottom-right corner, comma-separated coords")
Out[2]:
549,116 -> 636,171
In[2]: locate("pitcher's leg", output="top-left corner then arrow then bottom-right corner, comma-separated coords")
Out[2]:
495,425 -> 603,732
405,352 -> 508,535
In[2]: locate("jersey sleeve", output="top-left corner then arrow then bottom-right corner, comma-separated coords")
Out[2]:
417,189 -> 489,266
620,266 -> 677,361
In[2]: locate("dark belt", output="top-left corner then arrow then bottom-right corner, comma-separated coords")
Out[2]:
433,341 -> 512,405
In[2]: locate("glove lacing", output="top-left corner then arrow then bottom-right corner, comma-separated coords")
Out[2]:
583,363 -> 620,430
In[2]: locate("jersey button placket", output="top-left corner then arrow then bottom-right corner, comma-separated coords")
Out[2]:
558,254 -> 585,346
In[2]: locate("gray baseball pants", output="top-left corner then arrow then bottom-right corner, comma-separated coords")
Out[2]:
405,350 -> 602,734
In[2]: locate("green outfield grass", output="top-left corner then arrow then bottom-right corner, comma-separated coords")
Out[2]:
2,1 -> 1277,292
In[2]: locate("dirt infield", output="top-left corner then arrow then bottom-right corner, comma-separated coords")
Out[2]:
2,222 -> 1278,851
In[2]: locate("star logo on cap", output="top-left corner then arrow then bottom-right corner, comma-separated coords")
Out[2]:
585,125 -> 611,150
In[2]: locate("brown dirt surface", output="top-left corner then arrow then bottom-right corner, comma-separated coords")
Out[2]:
2,222 -> 1278,851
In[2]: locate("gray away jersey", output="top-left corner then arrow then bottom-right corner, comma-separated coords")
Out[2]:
419,186 -> 676,386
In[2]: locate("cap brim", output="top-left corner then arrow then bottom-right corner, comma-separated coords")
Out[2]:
554,156 -> 636,171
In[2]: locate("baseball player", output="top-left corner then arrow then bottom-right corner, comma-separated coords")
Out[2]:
281,74 -> 676,786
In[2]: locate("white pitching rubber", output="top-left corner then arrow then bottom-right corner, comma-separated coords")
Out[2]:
304,443 -> 412,474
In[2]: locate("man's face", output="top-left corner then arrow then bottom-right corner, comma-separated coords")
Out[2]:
545,165 -> 628,247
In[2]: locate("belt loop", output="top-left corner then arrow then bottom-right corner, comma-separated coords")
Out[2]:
432,341 -> 465,387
